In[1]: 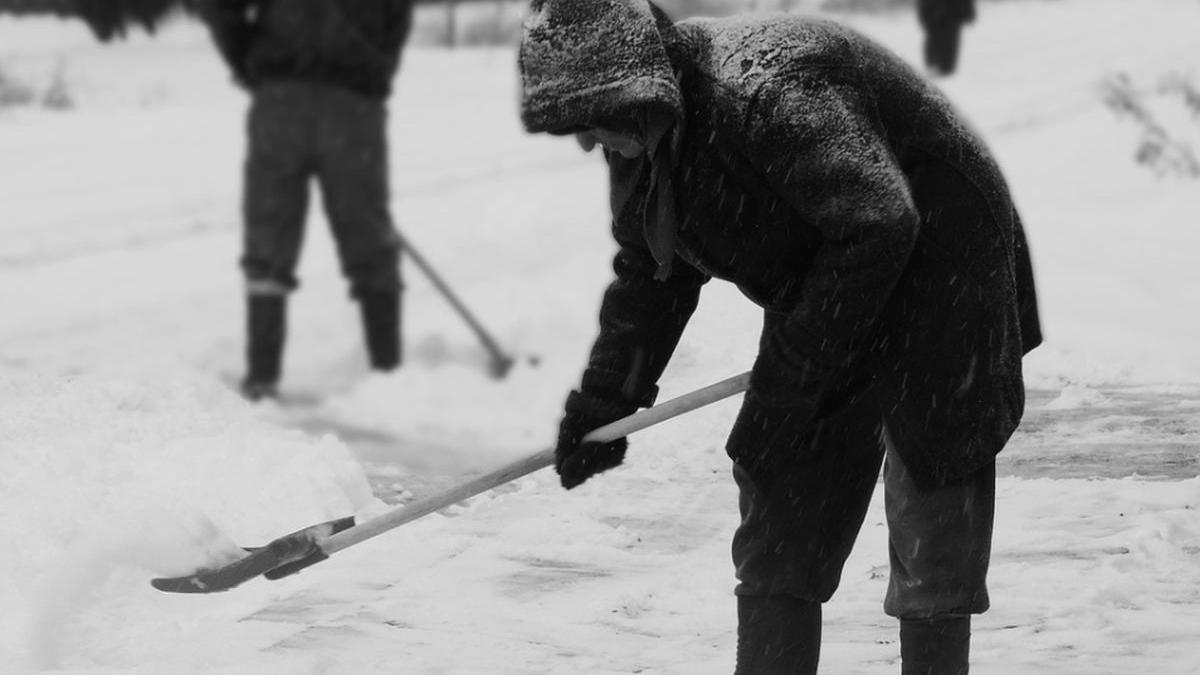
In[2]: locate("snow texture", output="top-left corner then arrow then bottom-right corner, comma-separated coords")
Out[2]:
1,0 -> 1199,672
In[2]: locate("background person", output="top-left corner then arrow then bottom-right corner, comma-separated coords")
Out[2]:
198,0 -> 415,400
919,0 -> 976,76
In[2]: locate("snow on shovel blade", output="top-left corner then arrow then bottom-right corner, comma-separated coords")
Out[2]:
151,516 -> 355,594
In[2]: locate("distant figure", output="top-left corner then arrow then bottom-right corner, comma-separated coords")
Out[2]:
519,0 -> 1041,673
918,0 -> 975,76
197,0 -> 416,401
72,0 -> 182,41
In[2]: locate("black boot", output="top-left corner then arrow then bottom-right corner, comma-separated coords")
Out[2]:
735,595 -> 822,675
241,295 -> 286,401
900,616 -> 971,675
358,289 -> 401,371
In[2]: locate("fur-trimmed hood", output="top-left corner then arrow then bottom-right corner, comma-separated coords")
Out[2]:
518,0 -> 683,134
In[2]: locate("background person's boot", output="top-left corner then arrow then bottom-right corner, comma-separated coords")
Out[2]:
358,289 -> 401,371
241,294 -> 286,401
900,615 -> 971,675
735,595 -> 822,675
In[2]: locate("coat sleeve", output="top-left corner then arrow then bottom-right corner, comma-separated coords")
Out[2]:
577,153 -> 710,408
197,0 -> 256,82
1012,208 -> 1043,354
739,71 -> 919,410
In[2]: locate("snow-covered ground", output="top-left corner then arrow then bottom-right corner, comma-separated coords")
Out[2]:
1,1 -> 1198,672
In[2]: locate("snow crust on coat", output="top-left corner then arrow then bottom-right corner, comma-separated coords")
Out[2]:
519,0 -> 683,133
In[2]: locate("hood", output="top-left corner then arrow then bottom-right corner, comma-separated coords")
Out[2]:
518,0 -> 684,134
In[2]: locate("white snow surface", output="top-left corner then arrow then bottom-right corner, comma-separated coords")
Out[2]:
2,1 -> 1199,673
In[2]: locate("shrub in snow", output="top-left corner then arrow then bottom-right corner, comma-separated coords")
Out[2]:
1102,72 -> 1200,180
0,64 -> 36,107
41,60 -> 75,110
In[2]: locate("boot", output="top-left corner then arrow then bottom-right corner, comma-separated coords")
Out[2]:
900,616 -> 971,675
241,294 -> 286,401
735,595 -> 822,675
358,289 -> 401,371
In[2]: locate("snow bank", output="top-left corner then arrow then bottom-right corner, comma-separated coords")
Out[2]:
0,370 -> 384,671
1,0 -> 1198,672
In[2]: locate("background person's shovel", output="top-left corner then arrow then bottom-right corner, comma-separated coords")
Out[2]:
152,371 -> 751,594
397,230 -> 527,379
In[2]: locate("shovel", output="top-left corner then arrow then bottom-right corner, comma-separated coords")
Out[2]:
151,371 -> 751,594
397,230 -> 521,379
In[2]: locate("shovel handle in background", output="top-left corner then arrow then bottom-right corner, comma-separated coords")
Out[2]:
150,371 -> 751,593
395,230 -> 517,379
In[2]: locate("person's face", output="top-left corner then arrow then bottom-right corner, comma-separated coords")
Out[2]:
575,127 -> 646,158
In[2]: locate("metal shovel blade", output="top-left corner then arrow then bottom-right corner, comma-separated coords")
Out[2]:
151,516 -> 355,594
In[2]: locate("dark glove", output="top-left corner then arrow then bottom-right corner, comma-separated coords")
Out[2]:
554,390 -> 636,490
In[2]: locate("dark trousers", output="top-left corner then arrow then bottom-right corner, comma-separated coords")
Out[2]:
731,410 -> 994,619
241,81 -> 402,297
923,22 -> 964,75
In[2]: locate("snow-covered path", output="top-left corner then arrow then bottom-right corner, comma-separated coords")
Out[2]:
2,1 -> 1199,673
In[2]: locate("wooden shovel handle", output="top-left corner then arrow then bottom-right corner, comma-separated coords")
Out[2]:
321,371 -> 751,555
395,229 -> 515,377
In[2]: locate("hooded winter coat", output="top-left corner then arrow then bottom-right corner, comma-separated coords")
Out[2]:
199,0 -> 414,100
520,0 -> 1041,488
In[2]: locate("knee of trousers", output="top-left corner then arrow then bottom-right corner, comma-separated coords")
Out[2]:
881,443 -> 995,619
883,566 -> 990,619
243,275 -> 296,296
730,463 -> 870,603
345,244 -> 402,297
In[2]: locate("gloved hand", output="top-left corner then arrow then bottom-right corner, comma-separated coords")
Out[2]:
554,390 -> 636,489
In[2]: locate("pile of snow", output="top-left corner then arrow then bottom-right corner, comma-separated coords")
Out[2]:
0,370 -> 385,671
1,0 -> 1199,672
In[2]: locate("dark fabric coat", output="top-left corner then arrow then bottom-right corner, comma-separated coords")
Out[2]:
918,0 -> 976,29
198,0 -> 414,100
520,1 -> 1042,488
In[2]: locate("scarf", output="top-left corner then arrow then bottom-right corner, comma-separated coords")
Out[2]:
610,101 -> 684,282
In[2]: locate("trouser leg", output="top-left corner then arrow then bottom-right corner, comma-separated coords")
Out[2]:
311,86 -> 403,369
728,393 -> 885,674
729,411 -> 884,600
241,85 -> 313,292
313,86 -> 402,298
883,427 -> 995,674
924,23 -> 963,75
240,85 -> 314,395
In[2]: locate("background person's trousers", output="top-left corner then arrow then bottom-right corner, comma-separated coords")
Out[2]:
923,21 -> 964,74
241,81 -> 402,297
731,414 -> 994,619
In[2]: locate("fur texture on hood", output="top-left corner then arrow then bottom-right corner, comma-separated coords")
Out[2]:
518,0 -> 683,134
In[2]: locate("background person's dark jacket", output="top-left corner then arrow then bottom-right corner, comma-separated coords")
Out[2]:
199,0 -> 414,100
521,5 -> 1042,489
